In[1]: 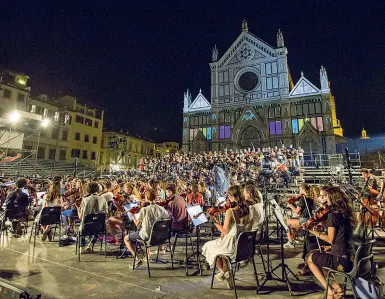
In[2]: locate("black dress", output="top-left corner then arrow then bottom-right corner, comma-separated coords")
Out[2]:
311,212 -> 355,272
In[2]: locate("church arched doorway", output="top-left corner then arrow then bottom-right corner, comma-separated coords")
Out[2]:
238,126 -> 263,149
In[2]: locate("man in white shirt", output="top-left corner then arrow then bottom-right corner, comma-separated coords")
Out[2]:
124,189 -> 169,268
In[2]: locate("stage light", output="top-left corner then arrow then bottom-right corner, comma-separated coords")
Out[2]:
8,111 -> 20,123
41,118 -> 50,127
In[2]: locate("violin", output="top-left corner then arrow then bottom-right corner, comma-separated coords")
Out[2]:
193,200 -> 237,219
287,194 -> 303,205
302,206 -> 330,231
129,202 -> 149,214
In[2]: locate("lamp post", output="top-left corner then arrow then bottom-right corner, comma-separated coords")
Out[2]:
34,118 -> 50,174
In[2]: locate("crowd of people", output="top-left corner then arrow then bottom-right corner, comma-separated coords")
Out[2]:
0,152 -> 384,298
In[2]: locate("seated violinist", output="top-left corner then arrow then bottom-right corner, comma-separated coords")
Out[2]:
107,182 -> 136,244
306,186 -> 355,299
284,183 -> 314,249
124,189 -> 169,268
202,185 -> 249,289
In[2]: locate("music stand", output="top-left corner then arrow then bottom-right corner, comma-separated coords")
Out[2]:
257,203 -> 298,295
186,205 -> 208,275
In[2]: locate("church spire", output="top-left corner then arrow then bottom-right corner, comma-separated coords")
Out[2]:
277,29 -> 284,48
320,65 -> 330,91
183,89 -> 191,112
212,44 -> 218,62
241,19 -> 248,32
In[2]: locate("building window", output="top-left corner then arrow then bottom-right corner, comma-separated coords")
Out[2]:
296,104 -> 303,116
303,104 -> 309,116
207,127 -> 212,140
309,103 -> 315,114
75,115 -> 84,124
37,147 -> 45,159
315,102 -> 322,114
85,118 -> 92,126
93,136 -> 97,144
317,117 -> 324,131
268,107 -> 274,118
17,93 -> 25,103
291,105 -> 297,116
49,149 -> 56,160
284,120 -> 290,133
94,121 -> 99,128
82,150 -> 88,159
30,105 -> 36,113
54,112 -> 59,121
219,125 -> 231,139
59,150 -> 66,160
62,130 -> 68,141
275,107 -> 281,117
269,121 -> 282,135
91,152 -> 96,160
75,132 -> 80,140
71,149 -> 80,158
325,116 -> 332,130
4,89 -> 11,99
282,106 -> 288,117
51,128 -> 58,139
84,134 -> 89,142
292,119 -> 299,134
298,118 -> 304,131
64,114 -> 70,124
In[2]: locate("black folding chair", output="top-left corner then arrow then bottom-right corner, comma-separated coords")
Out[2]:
0,208 -> 28,238
29,206 -> 62,247
75,213 -> 107,262
211,231 -> 259,299
133,219 -> 174,277
324,239 -> 377,299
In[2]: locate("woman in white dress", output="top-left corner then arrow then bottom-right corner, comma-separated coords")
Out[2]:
202,185 -> 249,288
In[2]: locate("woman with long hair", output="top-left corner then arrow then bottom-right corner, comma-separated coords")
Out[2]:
187,183 -> 204,207
37,181 -> 62,241
284,183 -> 314,248
242,184 -> 264,234
202,185 -> 249,289
306,186 -> 355,299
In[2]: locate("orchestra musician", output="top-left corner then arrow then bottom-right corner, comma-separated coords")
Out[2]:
165,183 -> 187,232
284,183 -> 314,249
187,183 -> 204,207
306,186 -> 355,299
35,181 -> 62,241
202,185 -> 249,289
299,185 -> 330,276
107,182 -> 137,244
242,183 -> 264,235
124,189 -> 169,269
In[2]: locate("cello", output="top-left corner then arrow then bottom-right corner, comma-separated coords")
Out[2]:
357,183 -> 379,227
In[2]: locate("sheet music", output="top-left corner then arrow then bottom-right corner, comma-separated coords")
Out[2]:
187,205 -> 208,227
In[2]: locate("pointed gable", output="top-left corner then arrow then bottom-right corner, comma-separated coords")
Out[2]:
214,31 -> 276,69
289,73 -> 321,97
189,90 -> 211,112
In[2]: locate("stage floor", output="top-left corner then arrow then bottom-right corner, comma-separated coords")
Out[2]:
1,229 -> 384,299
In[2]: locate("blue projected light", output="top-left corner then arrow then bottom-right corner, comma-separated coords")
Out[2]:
292,119 -> 299,134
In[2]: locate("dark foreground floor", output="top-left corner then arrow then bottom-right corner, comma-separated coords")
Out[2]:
1,228 -> 384,299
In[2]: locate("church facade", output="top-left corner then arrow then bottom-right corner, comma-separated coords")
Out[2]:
182,21 -> 344,155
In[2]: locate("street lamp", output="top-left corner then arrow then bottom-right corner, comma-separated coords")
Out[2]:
34,118 -> 51,173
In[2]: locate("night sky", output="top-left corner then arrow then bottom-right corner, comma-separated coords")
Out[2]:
1,1 -> 384,142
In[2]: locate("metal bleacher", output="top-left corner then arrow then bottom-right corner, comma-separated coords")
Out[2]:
0,159 -> 96,178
